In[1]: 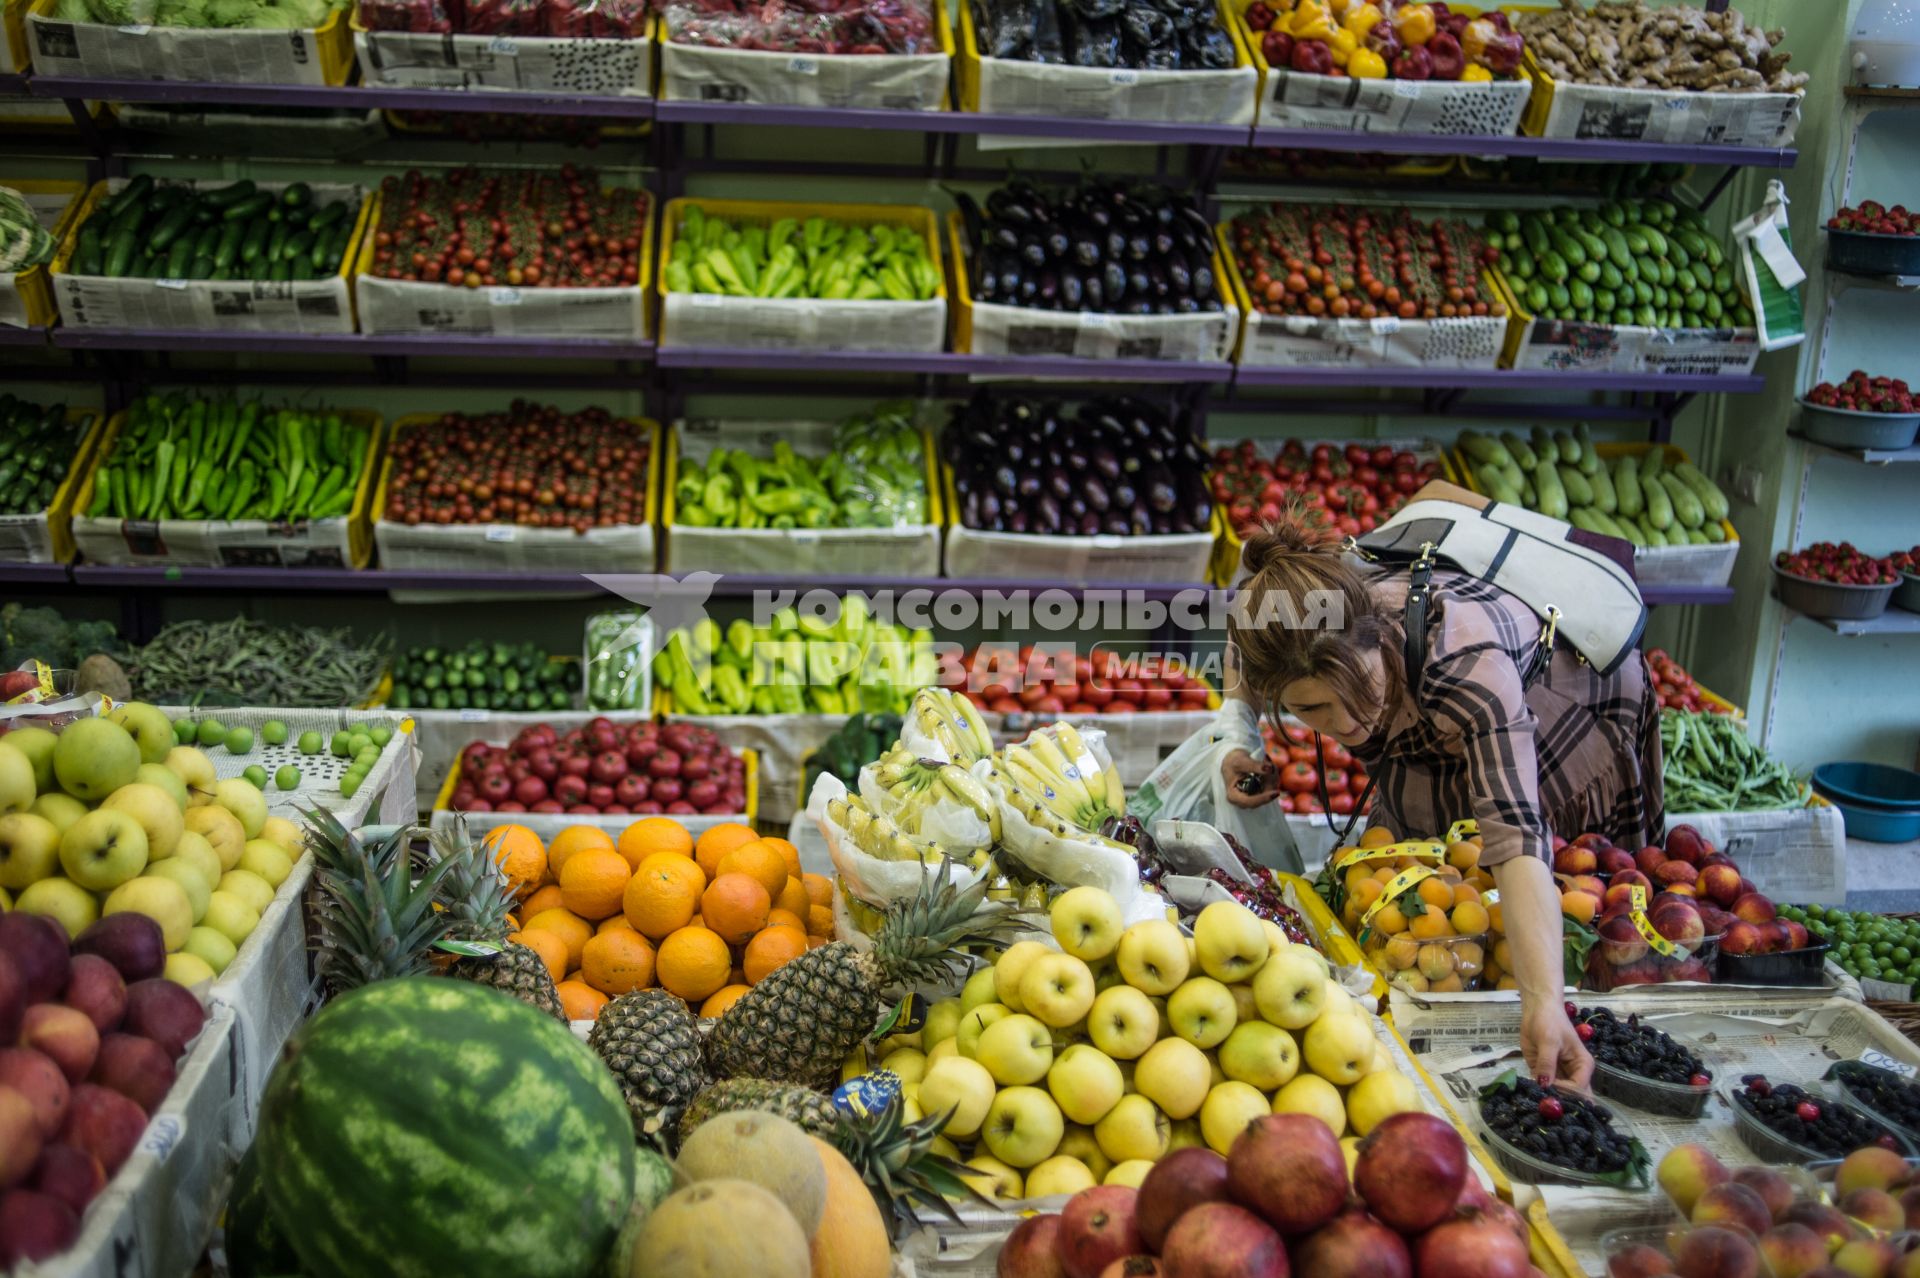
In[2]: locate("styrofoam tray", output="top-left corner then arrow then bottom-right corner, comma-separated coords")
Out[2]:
157,705 -> 417,830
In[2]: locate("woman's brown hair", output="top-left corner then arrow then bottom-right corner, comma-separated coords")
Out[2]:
1229,509 -> 1405,732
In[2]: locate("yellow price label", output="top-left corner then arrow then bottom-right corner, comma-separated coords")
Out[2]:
1334,840 -> 1447,871
1446,819 -> 1479,844
1626,886 -> 1680,959
1361,864 -> 1438,930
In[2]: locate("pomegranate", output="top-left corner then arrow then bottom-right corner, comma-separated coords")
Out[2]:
1412,1210 -> 1532,1278
1160,1203 -> 1287,1278
1136,1148 -> 1231,1252
1057,1187 -> 1142,1278
996,1214 -> 1067,1278
1354,1112 -> 1469,1234
1227,1113 -> 1347,1236
1290,1209 -> 1411,1278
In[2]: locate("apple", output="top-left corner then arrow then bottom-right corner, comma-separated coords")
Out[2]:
995,1213 -> 1065,1278
100,783 -> 185,861
31,1144 -> 104,1216
956,1004 -> 1011,1060
1094,1094 -> 1171,1165
181,926 -> 239,973
1103,1161 -> 1152,1189
107,703 -> 175,766
103,876 -> 193,953
994,941 -> 1053,1014
1198,1081 -> 1269,1156
237,839 -> 293,890
1303,1012 -> 1375,1085
73,915 -> 164,983
923,998 -> 964,1047
89,1033 -> 175,1115
14,878 -> 98,943
0,913 -> 69,1003
1215,1021 -> 1299,1092
1057,1185 -> 1142,1278
53,719 -> 141,802
1272,1073 -> 1347,1137
212,780 -> 266,838
3,729 -> 56,794
28,794 -> 87,835
201,891 -> 260,948
216,869 -> 274,917
0,1187 -> 81,1266
961,1154 -> 1022,1203
182,805 -> 244,871
129,768 -> 188,816
62,954 -> 126,1034
1193,901 -> 1268,984
1088,986 -> 1159,1062
982,1086 -> 1064,1170
22,1005 -> 98,1084
0,814 -> 61,890
164,952 -> 216,987
977,1014 -> 1055,1087
1166,977 -> 1237,1050
257,816 -> 302,856
163,747 -> 217,807
1159,1202 -> 1288,1278
59,1083 -> 145,1175
58,809 -> 148,892
1049,1044 -> 1125,1127
1133,1037 -> 1209,1121
1114,921 -> 1189,996
1657,1143 -> 1730,1216
1025,1156 -> 1097,1199
1023,954 -> 1097,1029
144,858 -> 211,926
0,1050 -> 68,1139
1345,1069 -> 1420,1137
1251,948 -> 1327,1029
919,1057 -> 995,1140
156,831 -> 222,894
960,967 -> 1000,1013
0,743 -> 36,815
1052,887 -> 1125,962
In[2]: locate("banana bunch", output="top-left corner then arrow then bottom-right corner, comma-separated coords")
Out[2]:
909,686 -> 995,766
985,877 -> 1052,912
870,746 -> 1003,845
826,792 -> 992,870
995,723 -> 1127,839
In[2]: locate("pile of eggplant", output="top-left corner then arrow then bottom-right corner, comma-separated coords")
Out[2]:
955,179 -> 1224,316
943,393 -> 1213,538
972,0 -> 1235,69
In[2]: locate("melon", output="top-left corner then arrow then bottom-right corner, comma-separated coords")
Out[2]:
628,1180 -> 811,1278
224,1142 -> 300,1278
677,1111 -> 826,1235
807,1136 -> 891,1278
257,978 -> 634,1278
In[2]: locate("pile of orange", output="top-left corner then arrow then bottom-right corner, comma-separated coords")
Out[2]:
485,819 -> 834,1020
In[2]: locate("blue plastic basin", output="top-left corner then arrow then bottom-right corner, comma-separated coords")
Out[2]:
1814,762 -> 1920,811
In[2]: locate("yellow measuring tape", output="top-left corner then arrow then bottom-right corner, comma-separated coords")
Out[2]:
1333,840 -> 1447,871
1361,863 -> 1440,931
1626,885 -> 1681,959
1446,819 -> 1480,844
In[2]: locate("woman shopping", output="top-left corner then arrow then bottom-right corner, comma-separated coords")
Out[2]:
1218,508 -> 1665,1090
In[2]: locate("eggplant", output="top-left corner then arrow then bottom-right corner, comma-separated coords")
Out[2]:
1037,270 -> 1059,307
1082,475 -> 1111,513
1103,261 -> 1128,303
1104,515 -> 1130,536
1166,254 -> 1192,297
1017,276 -> 1038,303
1064,442 -> 1089,472
1130,504 -> 1151,534
963,490 -> 982,526
1036,494 -> 1063,533
1019,235 -> 1048,268
986,189 -> 1037,225
1008,510 -> 1029,534
1044,228 -> 1070,259
980,492 -> 1002,524
1060,272 -> 1084,309
1071,235 -> 1101,268
1083,273 -> 1105,311
993,465 -> 1018,497
1154,229 -> 1175,257
1067,496 -> 1088,520
1045,444 -> 1064,469
1128,269 -> 1150,298
1146,466 -> 1177,513
1104,229 -> 1127,263
1187,499 -> 1212,529
1126,233 -> 1151,262
999,263 -> 1022,298
1017,472 -> 1041,498
1005,439 -> 1026,464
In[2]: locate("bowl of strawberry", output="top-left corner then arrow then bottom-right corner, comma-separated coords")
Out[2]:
1211,438 -> 1444,544
1773,542 -> 1901,622
1826,200 -> 1920,277
1799,372 -> 1920,449
1893,546 -> 1920,615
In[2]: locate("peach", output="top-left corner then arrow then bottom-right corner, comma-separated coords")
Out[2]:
1733,1166 -> 1796,1221
1658,1143 -> 1730,1216
89,1035 -> 176,1116
0,1188 -> 78,1267
59,1084 -> 147,1177
1672,1225 -> 1759,1278
1634,847 -> 1668,878
1836,1147 -> 1911,1197
1699,864 -> 1744,909
1832,1238 -> 1897,1278
1652,901 -> 1705,947
1782,1201 -> 1860,1254
1554,845 -> 1597,876
1783,920 -> 1810,951
1655,861 -> 1700,888
122,980 -> 205,1061
0,1087 -> 41,1189
1597,846 -> 1638,876
1732,892 -> 1773,926
30,1144 -> 104,1214
1665,825 -> 1709,864
20,1006 -> 98,1085
1561,892 -> 1598,926
1692,1182 -> 1772,1238
0,1050 -> 68,1140
1720,922 -> 1762,956
1597,915 -> 1650,966
1758,1224 -> 1829,1278
1839,1188 -> 1904,1236
1607,1243 -> 1672,1278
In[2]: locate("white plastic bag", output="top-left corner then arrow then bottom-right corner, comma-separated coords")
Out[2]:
808,771 -> 975,906
1130,700 -> 1302,875
856,755 -> 996,855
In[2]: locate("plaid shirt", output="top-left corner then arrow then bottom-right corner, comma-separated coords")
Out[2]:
1353,569 -> 1664,867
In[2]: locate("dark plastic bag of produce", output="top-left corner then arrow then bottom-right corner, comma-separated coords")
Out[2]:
1065,8 -> 1123,66
1182,20 -> 1234,66
356,0 -> 453,34
544,0 -> 648,36
666,0 -> 934,51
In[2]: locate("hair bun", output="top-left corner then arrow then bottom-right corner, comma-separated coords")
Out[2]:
1240,507 -> 1338,575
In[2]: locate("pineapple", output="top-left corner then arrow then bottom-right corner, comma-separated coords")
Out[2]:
678,1078 -> 839,1144
704,873 -> 1021,1090
306,810 -> 458,995
590,990 -> 710,1147
828,1096 -> 984,1234
432,818 -> 565,1023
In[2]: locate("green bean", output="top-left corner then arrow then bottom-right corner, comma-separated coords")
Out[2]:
129,617 -> 389,708
1660,708 -> 1809,813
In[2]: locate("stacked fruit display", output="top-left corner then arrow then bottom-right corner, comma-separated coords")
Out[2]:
664,206 -> 938,301
1804,371 -> 1917,414
381,402 -> 649,532
1211,438 -> 1444,540
1829,202 -> 1920,237
997,1108 -> 1532,1278
943,645 -> 1212,717
1788,905 -> 1920,989
66,178 -> 357,283
1776,541 -> 1905,586
387,640 -> 578,714
445,718 -> 747,816
0,400 -> 87,520
1228,201 -> 1503,321
970,0 -> 1235,70
673,404 -> 930,530
358,0 -> 646,35
955,180 -> 1224,316
1262,719 -> 1374,817
368,166 -> 647,288
1329,827 -> 1499,993
0,705 -> 302,984
1646,647 -> 1734,715
0,911 -> 210,1268
652,602 -> 934,717
1461,428 -> 1730,548
1242,1 -> 1526,81
1488,198 -> 1751,329
84,394 -> 371,524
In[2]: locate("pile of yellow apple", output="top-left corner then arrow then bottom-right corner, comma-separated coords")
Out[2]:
0,704 -> 304,987
853,886 -> 1428,1200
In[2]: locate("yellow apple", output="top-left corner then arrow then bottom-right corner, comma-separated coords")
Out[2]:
1167,1118 -> 1205,1151
3,729 -> 54,794
28,793 -> 87,835
213,779 -> 267,838
183,924 -> 239,976
258,815 -> 303,855
919,1057 -> 996,1140
1115,919 -> 1189,995
1303,1012 -> 1376,1086
184,805 -> 245,871
1104,1160 -> 1154,1188
164,951 -> 217,987
994,940 -> 1053,1014
1050,886 -> 1125,961
52,718 -> 141,801
1322,980 -> 1358,1018
104,874 -> 194,951
1273,1073 -> 1347,1137
959,967 -> 1000,1014
1023,1155 -> 1096,1199
15,877 -> 98,940
881,1047 -> 928,1085
1194,900 -> 1269,983
977,1013 -> 1054,1086
0,741 -> 33,815
202,889 -> 261,947
0,813 -> 62,890
1253,948 -> 1328,1029
956,1003 -> 1011,1060
1087,985 -> 1159,1061
108,702 -> 176,765
981,1086 -> 1064,1169
959,1155 -> 1022,1201
922,997 -> 964,1047
1346,1069 -> 1421,1137
1167,976 -> 1238,1050
1134,1036 -> 1210,1120
237,839 -> 293,889
1094,1094 -> 1170,1164
1055,1125 -> 1113,1183
1259,918 -> 1291,958
157,831 -> 222,894
1217,1021 -> 1300,1091
926,1038 -> 959,1068
145,856 -> 211,924
1021,952 -> 1096,1029
163,746 -> 218,806
58,809 -> 148,891
102,782 -> 185,860
1200,1081 -> 1271,1156
133,764 -> 190,811
1047,1043 -> 1124,1126
1227,981 -> 1259,1025
216,869 -> 275,917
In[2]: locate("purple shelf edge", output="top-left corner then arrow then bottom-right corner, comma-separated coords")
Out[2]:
0,561 -> 73,584
1234,366 -> 1770,394
0,325 -> 51,347
656,99 -> 1251,145
656,345 -> 1235,381
1247,124 -> 1796,167
48,329 -> 656,360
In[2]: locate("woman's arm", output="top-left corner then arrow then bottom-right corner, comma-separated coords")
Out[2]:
1492,856 -> 1593,1088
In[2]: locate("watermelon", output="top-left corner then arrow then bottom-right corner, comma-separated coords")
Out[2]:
257,978 -> 635,1278
225,1141 -> 300,1278
605,1149 -> 676,1277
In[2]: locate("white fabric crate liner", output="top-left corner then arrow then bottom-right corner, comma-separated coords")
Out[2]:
110,103 -> 386,157
1258,67 -> 1529,134
973,55 -> 1255,125
210,856 -> 318,1145
72,510 -> 357,568
661,39 -> 945,109
409,707 -> 637,809
356,274 -> 650,340
356,28 -> 654,95
431,801 -> 747,841
373,516 -> 655,573
661,710 -> 840,825
157,705 -> 416,829
1508,314 -> 1761,376
1240,309 -> 1506,370
661,289 -> 945,353
1534,78 -> 1800,148
26,9 -> 338,84
944,523 -> 1213,585
966,297 -> 1235,363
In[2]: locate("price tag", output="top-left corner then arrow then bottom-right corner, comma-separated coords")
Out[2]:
140,1115 -> 184,1161
154,278 -> 189,290
1108,70 -> 1139,86
457,707 -> 491,722
488,287 -> 521,306
1370,316 -> 1402,336
789,529 -> 821,546
1860,1049 -> 1918,1079
786,56 -> 818,74
487,36 -> 519,54
483,526 -> 515,542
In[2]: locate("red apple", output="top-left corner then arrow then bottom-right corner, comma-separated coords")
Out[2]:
63,955 -> 127,1035
1159,1203 -> 1288,1278
122,980 -> 206,1061
0,1050 -> 67,1139
21,1006 -> 98,1085
59,1084 -> 146,1177
1058,1186 -> 1142,1278
0,1188 -> 78,1266
1136,1147 -> 1231,1253
1228,1112 -> 1348,1235
1353,1111 -> 1468,1234
72,914 -> 165,985
0,915 -> 69,1005
996,1214 -> 1066,1278
30,1143 -> 104,1214
90,1035 -> 175,1115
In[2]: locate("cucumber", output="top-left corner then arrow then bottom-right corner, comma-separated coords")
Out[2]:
1558,465 -> 1594,508
101,174 -> 154,223
240,220 -> 271,265
1458,431 -> 1516,470
1533,459 -> 1568,520
1639,518 -> 1668,548
1659,472 -> 1705,529
1588,463 -> 1617,514
201,179 -> 258,209
188,255 -> 215,280
1641,474 -> 1674,530
223,193 -> 274,223
163,237 -> 194,279
1568,507 -> 1602,534
74,225 -> 103,276
1500,431 -> 1539,470
266,221 -> 290,267
320,223 -> 355,274
1573,424 -> 1602,475
281,182 -> 313,209
1702,520 -> 1727,544
1672,461 -> 1729,521
283,230 -> 315,264
215,221 -> 246,271
147,202 -> 197,253
1588,509 -> 1629,540
1552,430 -> 1581,464
311,201 -> 349,231
104,229 -> 137,279
1639,446 -> 1666,480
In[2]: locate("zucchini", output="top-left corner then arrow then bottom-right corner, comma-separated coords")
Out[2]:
1588,462 -> 1617,514
1573,423 -> 1602,475
1558,464 -> 1594,508
1552,430 -> 1581,464
1639,445 -> 1666,480
222,193 -> 274,223
1568,507 -> 1601,534
1587,509 -> 1628,540
1500,431 -> 1539,470
1672,461 -> 1730,521
1458,431 -> 1515,470
1659,472 -> 1705,529
1641,474 -> 1674,530
1533,458 -> 1568,520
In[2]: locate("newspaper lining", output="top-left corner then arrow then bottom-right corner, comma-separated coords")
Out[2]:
1261,69 -> 1530,135
356,28 -> 653,95
27,8 -> 336,84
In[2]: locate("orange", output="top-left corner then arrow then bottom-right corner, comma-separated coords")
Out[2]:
694,822 -> 760,881
1416,878 -> 1453,910
547,825 -> 616,878
582,928 -> 657,996
484,824 -> 547,899
617,816 -> 694,871
556,980 -> 608,1020
807,935 -> 829,950
657,927 -> 731,1002
525,908 -> 593,971
625,853 -> 705,940
701,872 -> 771,944
758,836 -> 803,883
597,915 -> 635,935
719,840 -> 790,901
521,884 -> 566,920
766,908 -> 807,934
559,849 -> 632,921
802,873 -> 833,907
807,905 -> 834,937
509,929 -> 567,981
1409,910 -> 1454,941
700,984 -> 751,1018
744,925 -> 808,984
775,878 -> 812,919
687,913 -> 704,930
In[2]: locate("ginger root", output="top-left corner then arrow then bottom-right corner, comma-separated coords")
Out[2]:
1512,0 -> 1806,94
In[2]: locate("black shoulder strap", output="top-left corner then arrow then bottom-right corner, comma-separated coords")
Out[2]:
1402,544 -> 1438,705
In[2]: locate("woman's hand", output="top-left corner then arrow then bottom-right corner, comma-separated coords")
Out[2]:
1221,748 -> 1279,809
1521,998 -> 1594,1091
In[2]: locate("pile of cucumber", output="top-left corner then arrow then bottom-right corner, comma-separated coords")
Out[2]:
1460,427 -> 1732,549
67,177 -> 358,283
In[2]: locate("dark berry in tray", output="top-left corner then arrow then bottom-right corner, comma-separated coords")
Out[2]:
1828,1061 -> 1920,1134
1735,1075 -> 1905,1157
1573,1005 -> 1711,1086
1479,1075 -> 1639,1176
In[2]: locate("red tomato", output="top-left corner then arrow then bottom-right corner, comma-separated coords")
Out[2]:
988,697 -> 1021,713
1065,702 -> 1099,715
1112,678 -> 1146,705
1323,768 -> 1349,795
1293,794 -> 1324,814
1034,696 -> 1065,714
1081,683 -> 1115,708
1320,739 -> 1352,769
1280,763 -> 1319,794
1104,701 -> 1137,714
1281,722 -> 1314,746
1330,792 -> 1356,815
1143,688 -> 1174,710
1018,682 -> 1049,707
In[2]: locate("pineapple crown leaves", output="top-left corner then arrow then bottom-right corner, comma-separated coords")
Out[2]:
830,1096 -> 991,1236
872,870 -> 1031,988
425,813 -> 519,944
313,838 -> 462,993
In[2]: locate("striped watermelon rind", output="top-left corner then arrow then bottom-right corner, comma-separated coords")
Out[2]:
224,1140 -> 300,1278
258,978 -> 636,1278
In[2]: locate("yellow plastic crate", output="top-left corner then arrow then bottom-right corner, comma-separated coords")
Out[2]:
3,0 -> 26,71
26,0 -> 351,84
660,197 -> 944,300
0,407 -> 105,564
663,423 -> 942,532
1450,438 -> 1739,548
1382,1015 -> 1517,1204
1527,1200 -> 1583,1278
1228,0 -> 1498,104
5,179 -> 83,328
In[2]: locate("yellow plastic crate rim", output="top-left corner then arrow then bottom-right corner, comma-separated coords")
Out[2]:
72,407 -> 385,568
958,0 -> 1252,113
37,408 -> 108,564
432,742 -> 759,822
659,197 -> 944,302
663,421 -> 943,535
1382,1015 -> 1516,1204
3,0 -> 27,71
27,0 -> 351,84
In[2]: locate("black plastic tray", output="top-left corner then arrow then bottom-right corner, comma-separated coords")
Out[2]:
1717,942 -> 1831,987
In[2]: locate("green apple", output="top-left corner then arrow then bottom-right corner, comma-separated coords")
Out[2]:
164,951 -> 217,988
261,719 -> 289,746
213,778 -> 267,837
1168,976 -> 1238,1050
1087,986 -> 1159,1061
28,792 -> 87,834
355,748 -> 379,768
184,805 -> 245,871
880,1048 -> 927,1086
1217,1021 -> 1300,1092
993,940 -> 1052,1014
1303,1012 -> 1376,1086
1227,981 -> 1260,1026
104,874 -> 194,950
183,925 -> 238,976
59,808 -> 148,890
1115,920 -> 1189,995
1273,1073 -> 1347,1137
1090,958 -> 1125,993
959,967 -> 1000,1014
134,763 -> 190,810
172,718 -> 195,745
145,856 -> 211,924
0,812 -> 62,890
347,733 -> 371,756
3,727 -> 56,793
1322,980 -> 1357,1019
1194,899 -> 1270,984
101,782 -> 185,859
242,766 -> 268,790
195,719 -> 228,748
959,1155 -> 1022,1202
976,1013 -> 1054,1086
216,869 -> 274,917
158,830 -> 223,893
1023,1156 -> 1096,1199
1200,1081 -> 1272,1156
955,1003 -> 1011,1060
922,997 -> 964,1047
298,731 -> 323,756
1092,1093 -> 1170,1164
107,702 -> 176,765
370,726 -> 394,747
15,876 -> 98,940
0,741 -> 37,814
1046,1043 -> 1124,1127
1050,886 -> 1125,962
924,1038 -> 959,1069
981,1086 -> 1064,1170
1253,947 -> 1329,1030
1168,1118 -> 1205,1152
257,816 -> 302,856
1104,1160 -> 1153,1188
1346,1068 -> 1420,1137
918,1057 -> 995,1140
1055,1126 -> 1113,1183
339,772 -> 362,800
164,746 -> 217,806
274,766 -> 301,791
202,889 -> 261,947
237,839 -> 292,889
226,726 -> 254,755
1133,1036 -> 1210,1120
1020,953 -> 1096,1029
